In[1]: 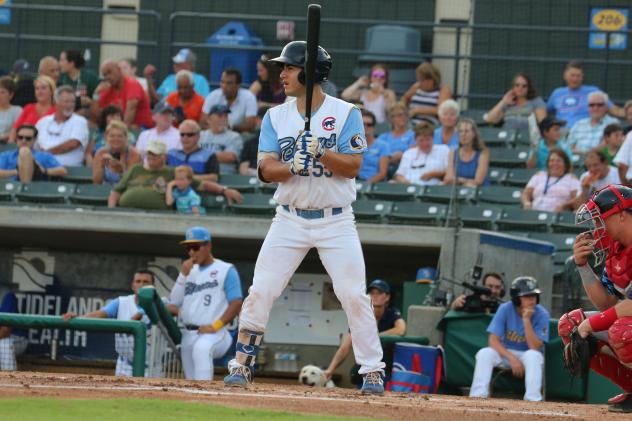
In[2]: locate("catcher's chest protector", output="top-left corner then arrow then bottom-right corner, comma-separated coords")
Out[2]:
606,242 -> 632,297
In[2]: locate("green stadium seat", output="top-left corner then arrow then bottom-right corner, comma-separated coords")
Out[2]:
551,211 -> 583,233
487,167 -> 507,185
259,182 -> 278,194
495,208 -> 555,232
478,186 -> 524,206
366,182 -> 421,201
529,232 -> 577,266
16,181 -> 75,204
458,204 -> 502,230
352,199 -> 392,223
0,180 -> 20,202
218,174 -> 259,193
355,180 -> 373,199
388,201 -> 446,226
229,193 -> 277,216
514,129 -> 531,146
69,184 -> 112,206
505,168 -> 537,187
460,109 -> 488,126
200,193 -> 227,214
489,147 -> 530,168
421,185 -> 477,204
479,127 -> 516,148
571,154 -> 585,171
62,166 -> 93,184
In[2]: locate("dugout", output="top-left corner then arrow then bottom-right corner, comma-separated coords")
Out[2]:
0,206 -> 555,384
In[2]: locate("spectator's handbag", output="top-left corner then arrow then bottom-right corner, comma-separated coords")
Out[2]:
386,343 -> 444,394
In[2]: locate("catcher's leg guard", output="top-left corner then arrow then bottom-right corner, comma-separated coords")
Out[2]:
608,317 -> 632,365
558,309 -> 586,345
590,345 -> 632,393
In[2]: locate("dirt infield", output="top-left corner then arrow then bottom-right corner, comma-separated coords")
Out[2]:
0,372 -> 626,420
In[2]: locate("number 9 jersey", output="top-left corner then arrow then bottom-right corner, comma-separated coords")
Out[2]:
258,95 -> 367,209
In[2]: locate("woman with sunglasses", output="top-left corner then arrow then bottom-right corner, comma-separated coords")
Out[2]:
342,64 -> 396,124
9,75 -> 56,142
357,110 -> 389,183
249,54 -> 286,108
92,120 -> 141,185
485,73 -> 546,130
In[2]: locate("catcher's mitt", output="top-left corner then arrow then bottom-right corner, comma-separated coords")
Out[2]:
563,327 -> 598,378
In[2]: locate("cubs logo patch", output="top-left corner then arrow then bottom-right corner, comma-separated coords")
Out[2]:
210,270 -> 218,278
350,134 -> 366,151
322,116 -> 336,131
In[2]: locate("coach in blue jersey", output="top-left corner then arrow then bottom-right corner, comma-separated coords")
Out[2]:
223,41 -> 386,394
169,226 -> 243,381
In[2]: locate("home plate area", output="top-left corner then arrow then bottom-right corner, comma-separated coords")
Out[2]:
0,372 -> 626,420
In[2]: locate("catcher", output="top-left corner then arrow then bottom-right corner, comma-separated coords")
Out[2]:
559,184 -> 632,413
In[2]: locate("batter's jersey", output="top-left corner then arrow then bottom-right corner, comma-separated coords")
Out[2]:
179,259 -> 234,327
259,95 -> 367,209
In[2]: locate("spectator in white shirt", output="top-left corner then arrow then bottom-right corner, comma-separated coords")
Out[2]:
394,121 -> 449,186
35,85 -> 88,166
135,102 -> 181,161
567,91 -> 618,154
613,127 -> 632,184
202,68 -> 257,133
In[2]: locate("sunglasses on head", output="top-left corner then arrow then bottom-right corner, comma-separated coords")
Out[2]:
16,135 -> 34,141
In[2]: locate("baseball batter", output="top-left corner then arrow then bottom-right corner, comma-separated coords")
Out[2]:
223,41 -> 386,394
169,226 -> 243,380
559,185 -> 632,413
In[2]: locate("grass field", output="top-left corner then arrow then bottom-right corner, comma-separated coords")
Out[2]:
1,398 -> 380,421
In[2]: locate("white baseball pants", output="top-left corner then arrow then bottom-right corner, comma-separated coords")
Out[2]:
469,346 -> 544,401
181,328 -> 232,380
239,207 -> 385,375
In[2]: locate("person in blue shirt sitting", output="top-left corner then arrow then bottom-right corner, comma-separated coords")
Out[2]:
0,124 -> 67,181
547,60 -> 622,129
357,109 -> 390,183
469,276 -> 550,402
166,165 -> 204,215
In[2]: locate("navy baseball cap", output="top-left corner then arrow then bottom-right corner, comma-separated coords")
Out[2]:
368,279 -> 390,294
209,104 -> 231,115
180,226 -> 211,244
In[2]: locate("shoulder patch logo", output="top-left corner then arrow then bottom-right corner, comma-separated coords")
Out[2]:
350,134 -> 366,151
322,116 -> 336,131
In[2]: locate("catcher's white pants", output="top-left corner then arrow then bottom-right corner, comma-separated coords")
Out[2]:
239,206 -> 385,375
181,328 -> 232,380
469,347 -> 544,401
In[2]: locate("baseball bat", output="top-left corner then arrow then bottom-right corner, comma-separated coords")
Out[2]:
303,4 -> 321,132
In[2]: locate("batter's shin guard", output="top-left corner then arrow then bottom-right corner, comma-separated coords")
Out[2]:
235,329 -> 264,366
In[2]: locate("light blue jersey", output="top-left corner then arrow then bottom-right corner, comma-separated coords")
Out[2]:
259,95 -> 366,209
487,301 -> 550,351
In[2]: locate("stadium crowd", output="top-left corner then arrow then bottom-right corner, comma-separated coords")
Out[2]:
1,50 -> 631,215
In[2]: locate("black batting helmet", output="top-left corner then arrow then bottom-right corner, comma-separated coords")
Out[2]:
509,276 -> 541,306
269,41 -> 332,84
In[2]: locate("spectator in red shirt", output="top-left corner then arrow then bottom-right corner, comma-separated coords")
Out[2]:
94,60 -> 153,130
10,75 -> 56,142
165,70 -> 205,127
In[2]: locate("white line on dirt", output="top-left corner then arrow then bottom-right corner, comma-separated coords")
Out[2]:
0,382 -> 578,418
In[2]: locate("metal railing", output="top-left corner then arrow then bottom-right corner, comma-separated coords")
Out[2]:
0,313 -> 147,377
